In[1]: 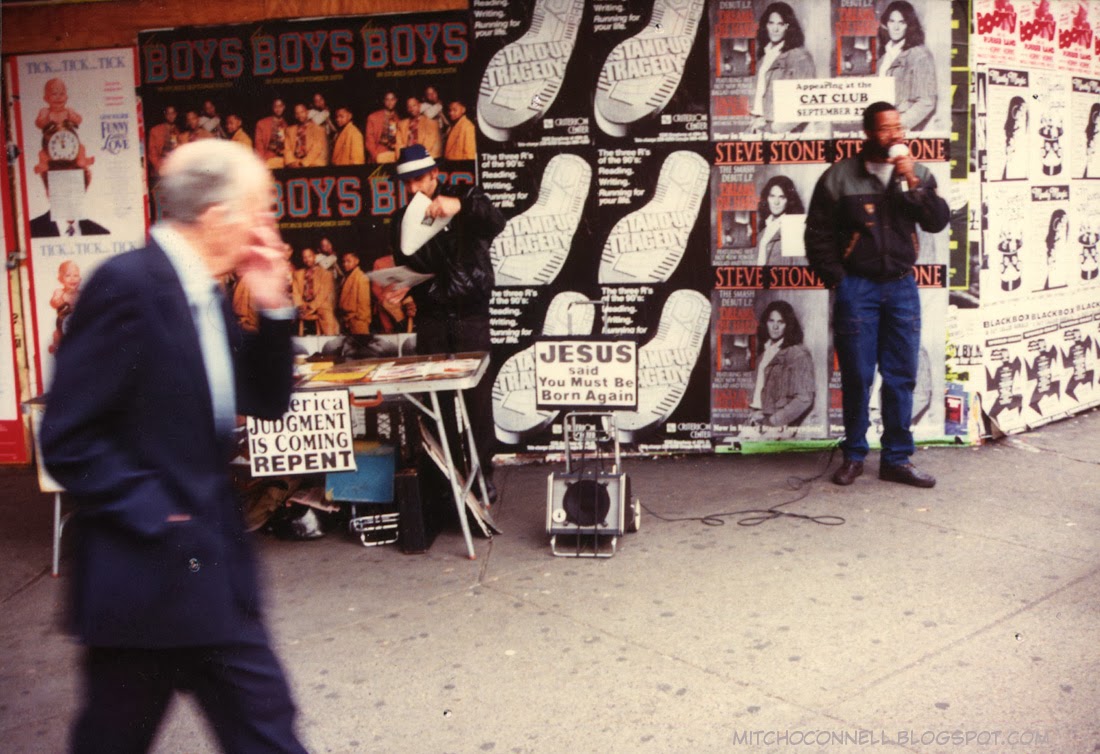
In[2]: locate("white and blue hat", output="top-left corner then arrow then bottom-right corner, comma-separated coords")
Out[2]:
395,144 -> 437,180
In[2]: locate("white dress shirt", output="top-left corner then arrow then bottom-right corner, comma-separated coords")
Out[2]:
151,225 -> 237,435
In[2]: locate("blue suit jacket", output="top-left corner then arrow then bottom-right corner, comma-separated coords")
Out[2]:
41,241 -> 294,648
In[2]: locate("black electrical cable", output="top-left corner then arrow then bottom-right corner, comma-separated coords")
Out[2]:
639,443 -> 847,528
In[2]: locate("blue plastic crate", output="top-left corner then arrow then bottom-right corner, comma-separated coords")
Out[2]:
326,442 -> 395,504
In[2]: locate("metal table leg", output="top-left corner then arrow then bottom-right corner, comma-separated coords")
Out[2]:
455,388 -> 490,509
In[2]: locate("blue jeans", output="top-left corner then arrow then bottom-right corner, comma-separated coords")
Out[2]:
833,273 -> 921,466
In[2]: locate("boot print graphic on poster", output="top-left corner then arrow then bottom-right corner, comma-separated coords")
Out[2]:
594,0 -> 707,136
490,153 -> 592,286
610,289 -> 711,443
493,291 -> 596,444
477,0 -> 586,142
599,150 -> 709,284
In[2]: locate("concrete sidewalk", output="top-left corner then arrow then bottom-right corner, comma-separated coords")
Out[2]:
1,411 -> 1098,753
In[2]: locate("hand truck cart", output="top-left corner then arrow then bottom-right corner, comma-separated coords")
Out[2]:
546,411 -> 640,557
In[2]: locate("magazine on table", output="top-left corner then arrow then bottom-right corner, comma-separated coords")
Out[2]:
303,357 -> 482,385
365,265 -> 433,288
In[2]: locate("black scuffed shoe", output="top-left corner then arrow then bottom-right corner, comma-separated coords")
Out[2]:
879,463 -> 936,488
831,460 -> 864,486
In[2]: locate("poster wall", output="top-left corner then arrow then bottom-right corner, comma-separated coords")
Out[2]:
470,0 -> 716,453
704,0 -> 954,450
9,48 -> 147,393
471,0 -> 957,454
711,0 -> 952,141
970,0 -> 1100,436
0,1 -> 1065,460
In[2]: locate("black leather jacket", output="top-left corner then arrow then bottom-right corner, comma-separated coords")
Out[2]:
392,183 -> 505,320
805,148 -> 949,287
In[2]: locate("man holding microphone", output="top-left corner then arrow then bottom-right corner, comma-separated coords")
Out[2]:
805,101 -> 949,488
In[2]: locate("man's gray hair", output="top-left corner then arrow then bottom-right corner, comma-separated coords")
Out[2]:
156,140 -> 271,224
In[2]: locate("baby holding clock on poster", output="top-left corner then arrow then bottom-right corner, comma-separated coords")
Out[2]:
33,78 -> 95,180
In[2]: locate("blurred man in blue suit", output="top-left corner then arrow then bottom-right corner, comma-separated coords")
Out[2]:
41,139 -> 308,754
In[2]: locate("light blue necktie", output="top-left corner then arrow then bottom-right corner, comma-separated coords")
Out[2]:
193,284 -> 237,437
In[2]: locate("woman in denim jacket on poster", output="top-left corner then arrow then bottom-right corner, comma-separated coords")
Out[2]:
756,175 -> 805,266
878,1 -> 938,132
748,300 -> 815,428
750,2 -> 816,135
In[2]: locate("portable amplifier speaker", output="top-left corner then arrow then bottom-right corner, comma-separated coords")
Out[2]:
546,470 -> 626,536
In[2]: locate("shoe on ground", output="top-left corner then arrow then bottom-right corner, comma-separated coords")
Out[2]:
879,462 -> 936,488
831,459 -> 864,486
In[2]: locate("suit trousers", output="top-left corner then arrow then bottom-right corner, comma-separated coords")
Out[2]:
72,641 -> 307,754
